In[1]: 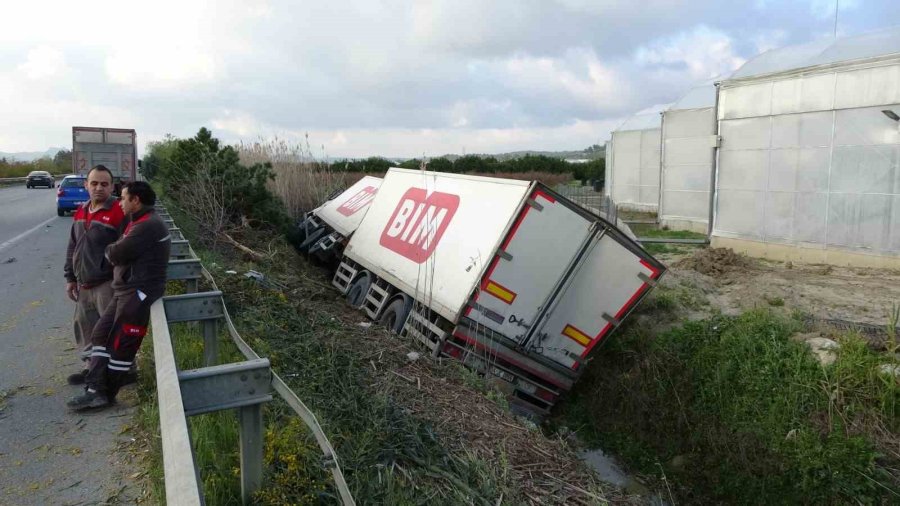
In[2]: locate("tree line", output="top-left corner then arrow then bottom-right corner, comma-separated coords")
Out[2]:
328,154 -> 605,183
0,149 -> 72,178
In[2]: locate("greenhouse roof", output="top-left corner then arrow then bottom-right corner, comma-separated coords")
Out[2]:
614,104 -> 668,132
730,25 -> 900,80
668,77 -> 721,110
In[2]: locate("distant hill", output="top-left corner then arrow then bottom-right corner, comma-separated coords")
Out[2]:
0,147 -> 65,162
389,145 -> 605,163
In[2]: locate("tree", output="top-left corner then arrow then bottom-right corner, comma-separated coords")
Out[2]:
53,149 -> 72,173
453,155 -> 498,173
398,158 -> 421,170
361,157 -> 393,173
154,128 -> 289,237
425,157 -> 453,173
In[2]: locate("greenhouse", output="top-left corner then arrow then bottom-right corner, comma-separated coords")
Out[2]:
711,26 -> 900,267
659,80 -> 719,233
605,107 -> 665,211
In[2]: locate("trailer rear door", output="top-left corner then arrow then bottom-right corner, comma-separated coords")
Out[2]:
466,188 -> 594,345
528,228 -> 664,370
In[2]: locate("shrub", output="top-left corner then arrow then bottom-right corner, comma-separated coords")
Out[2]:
556,310 -> 900,503
148,128 -> 289,239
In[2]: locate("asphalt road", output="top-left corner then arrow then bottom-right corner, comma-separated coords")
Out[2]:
0,185 -> 139,504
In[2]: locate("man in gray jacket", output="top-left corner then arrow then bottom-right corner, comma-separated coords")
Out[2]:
64,165 -> 125,384
68,181 -> 171,411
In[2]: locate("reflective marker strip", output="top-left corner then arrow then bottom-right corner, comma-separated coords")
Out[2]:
485,280 -> 516,304
562,324 -> 592,347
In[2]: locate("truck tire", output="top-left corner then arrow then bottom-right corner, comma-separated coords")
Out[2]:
294,216 -> 311,243
379,297 -> 412,334
309,239 -> 339,268
296,227 -> 325,253
346,274 -> 371,308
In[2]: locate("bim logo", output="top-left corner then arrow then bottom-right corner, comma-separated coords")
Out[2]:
337,186 -> 378,217
380,188 -> 459,263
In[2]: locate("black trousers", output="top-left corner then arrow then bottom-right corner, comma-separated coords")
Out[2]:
84,290 -> 156,399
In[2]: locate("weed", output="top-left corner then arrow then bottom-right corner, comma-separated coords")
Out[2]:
631,224 -> 707,240
220,274 -> 519,503
555,309 -> 900,503
644,282 -> 705,312
767,296 -> 785,307
887,302 -> 900,354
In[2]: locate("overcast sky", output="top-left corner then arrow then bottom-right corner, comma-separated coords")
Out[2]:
0,0 -> 895,158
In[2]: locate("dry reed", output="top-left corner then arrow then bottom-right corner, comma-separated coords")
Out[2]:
237,136 -> 364,220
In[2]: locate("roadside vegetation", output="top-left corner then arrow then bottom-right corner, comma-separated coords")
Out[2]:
553,277 -> 900,503
0,149 -> 72,178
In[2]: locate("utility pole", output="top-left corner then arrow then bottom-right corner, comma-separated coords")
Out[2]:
833,0 -> 839,38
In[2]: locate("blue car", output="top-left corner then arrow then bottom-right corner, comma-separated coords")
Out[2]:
56,175 -> 88,216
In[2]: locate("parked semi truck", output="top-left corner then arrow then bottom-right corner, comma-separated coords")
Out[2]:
72,126 -> 137,193
304,168 -> 665,416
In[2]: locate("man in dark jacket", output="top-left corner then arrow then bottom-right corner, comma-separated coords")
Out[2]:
68,181 -> 171,411
64,165 -> 125,384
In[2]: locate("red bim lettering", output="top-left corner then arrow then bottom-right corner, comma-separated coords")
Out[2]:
337,186 -> 378,217
379,188 -> 459,263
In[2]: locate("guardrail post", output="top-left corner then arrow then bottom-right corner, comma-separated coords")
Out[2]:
239,404 -> 264,504
202,319 -> 218,366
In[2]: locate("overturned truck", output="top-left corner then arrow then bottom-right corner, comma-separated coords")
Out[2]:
301,168 -> 665,416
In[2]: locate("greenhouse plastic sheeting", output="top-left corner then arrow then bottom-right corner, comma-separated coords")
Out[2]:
608,110 -> 663,210
609,128 -> 661,209
714,101 -> 900,256
730,26 -> 900,80
660,105 -> 716,228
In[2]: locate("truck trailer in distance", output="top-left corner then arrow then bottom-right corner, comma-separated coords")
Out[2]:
72,126 -> 137,192
303,168 -> 665,416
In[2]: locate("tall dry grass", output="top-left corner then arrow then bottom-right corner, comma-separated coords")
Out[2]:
237,136 -> 365,220
237,136 -> 574,220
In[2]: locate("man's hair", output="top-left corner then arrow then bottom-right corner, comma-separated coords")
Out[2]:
88,164 -> 114,182
123,181 -> 156,206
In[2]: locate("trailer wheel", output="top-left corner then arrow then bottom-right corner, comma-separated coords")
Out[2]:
295,216 -> 312,242
379,297 -> 412,334
346,274 -> 371,308
296,226 -> 325,253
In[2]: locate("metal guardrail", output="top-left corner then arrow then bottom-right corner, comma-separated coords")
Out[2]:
153,206 -> 355,505
0,174 -> 67,184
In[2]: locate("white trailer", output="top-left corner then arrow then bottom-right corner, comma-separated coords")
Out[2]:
294,176 -> 382,263
329,168 -> 665,416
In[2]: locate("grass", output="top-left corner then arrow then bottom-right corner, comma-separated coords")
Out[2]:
216,271 -> 519,504
553,306 -> 900,504
135,285 -> 336,505
631,223 -> 707,240
133,211 -> 520,504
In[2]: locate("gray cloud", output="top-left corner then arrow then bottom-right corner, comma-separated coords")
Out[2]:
0,0 -> 894,157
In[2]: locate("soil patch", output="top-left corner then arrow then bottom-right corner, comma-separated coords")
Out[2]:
674,247 -> 752,276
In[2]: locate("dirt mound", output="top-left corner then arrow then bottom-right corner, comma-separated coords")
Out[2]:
675,247 -> 752,276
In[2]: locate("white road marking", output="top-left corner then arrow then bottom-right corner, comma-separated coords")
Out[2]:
0,216 -> 59,254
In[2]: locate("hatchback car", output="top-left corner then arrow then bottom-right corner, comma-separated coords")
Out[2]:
26,170 -> 55,188
56,175 -> 88,216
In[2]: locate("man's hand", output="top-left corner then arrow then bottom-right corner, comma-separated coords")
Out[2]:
66,282 -> 79,302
